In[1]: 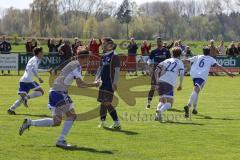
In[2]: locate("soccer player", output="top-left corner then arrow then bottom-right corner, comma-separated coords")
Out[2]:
19,46 -> 99,148
154,47 -> 184,122
184,47 -> 235,118
8,47 -> 46,115
96,37 -> 121,129
146,37 -> 171,109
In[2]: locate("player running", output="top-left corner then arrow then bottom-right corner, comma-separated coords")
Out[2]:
19,46 -> 99,148
8,47 -> 46,115
146,37 -> 171,109
154,47 -> 184,122
184,46 -> 235,118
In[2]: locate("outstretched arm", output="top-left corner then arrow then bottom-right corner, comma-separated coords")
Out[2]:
76,78 -> 99,88
215,64 -> 235,77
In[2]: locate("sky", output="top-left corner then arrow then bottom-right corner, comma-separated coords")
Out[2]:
0,0 -> 164,9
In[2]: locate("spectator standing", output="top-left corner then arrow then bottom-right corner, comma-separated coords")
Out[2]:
218,40 -> 226,55
48,38 -> 62,53
226,42 -> 239,57
88,38 -> 102,75
127,38 -> 138,75
141,40 -> 151,62
178,40 -> 186,52
72,37 -> 79,51
140,40 -> 151,75
25,39 -> 37,55
185,46 -> 193,58
89,38 -> 102,56
0,36 -> 12,75
58,40 -> 73,64
209,39 -> 219,57
237,42 -> 240,54
73,40 -> 83,56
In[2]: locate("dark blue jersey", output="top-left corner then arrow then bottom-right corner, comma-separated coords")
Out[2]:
100,52 -> 120,91
149,47 -> 171,67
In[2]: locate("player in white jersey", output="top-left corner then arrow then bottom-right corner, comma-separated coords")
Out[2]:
184,47 -> 235,118
19,46 -> 100,148
8,47 -> 46,115
154,47 -> 185,122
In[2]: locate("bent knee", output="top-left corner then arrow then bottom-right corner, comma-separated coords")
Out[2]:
53,121 -> 62,126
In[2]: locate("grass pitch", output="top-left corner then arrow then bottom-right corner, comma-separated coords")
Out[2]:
0,75 -> 240,160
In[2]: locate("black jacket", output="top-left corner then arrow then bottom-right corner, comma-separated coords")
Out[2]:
0,41 -> 11,53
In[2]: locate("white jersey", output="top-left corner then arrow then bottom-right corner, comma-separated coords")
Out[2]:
158,58 -> 185,87
20,56 -> 41,83
52,60 -> 82,92
189,55 -> 218,81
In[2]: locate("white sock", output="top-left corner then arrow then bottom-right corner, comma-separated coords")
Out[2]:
156,102 -> 163,111
31,118 -> 54,127
188,91 -> 198,108
10,99 -> 22,110
193,95 -> 199,110
58,121 -> 74,141
28,91 -> 42,99
159,103 -> 172,113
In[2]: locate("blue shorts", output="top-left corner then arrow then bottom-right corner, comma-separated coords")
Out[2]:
158,82 -> 174,98
193,78 -> 205,88
48,91 -> 73,109
18,82 -> 40,94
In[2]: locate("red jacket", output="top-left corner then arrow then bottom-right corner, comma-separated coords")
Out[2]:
89,40 -> 102,55
141,44 -> 151,56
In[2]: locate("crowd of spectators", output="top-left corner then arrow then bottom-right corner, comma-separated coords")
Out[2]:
0,35 -> 240,75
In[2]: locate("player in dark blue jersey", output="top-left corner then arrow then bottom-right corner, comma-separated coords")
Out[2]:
146,38 -> 171,109
95,38 -> 121,129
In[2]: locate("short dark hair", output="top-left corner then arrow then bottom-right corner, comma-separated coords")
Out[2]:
156,37 -> 162,42
102,37 -> 117,50
33,47 -> 43,56
203,46 -> 210,55
172,47 -> 182,58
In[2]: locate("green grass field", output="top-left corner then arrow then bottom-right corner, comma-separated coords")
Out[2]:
0,74 -> 240,160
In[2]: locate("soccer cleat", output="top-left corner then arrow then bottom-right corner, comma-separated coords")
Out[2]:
155,111 -> 163,122
146,104 -> 151,109
98,121 -> 107,128
56,140 -> 72,148
192,109 -> 198,115
7,109 -> 16,115
109,122 -> 121,130
19,118 -> 31,136
184,106 -> 190,118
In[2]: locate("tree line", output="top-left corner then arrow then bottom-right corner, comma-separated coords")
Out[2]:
0,0 -> 239,41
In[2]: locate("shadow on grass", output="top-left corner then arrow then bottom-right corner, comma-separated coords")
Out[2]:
16,114 -> 51,118
168,108 -> 184,113
195,114 -> 239,121
22,145 -> 114,154
161,120 -> 204,126
56,146 -> 114,154
103,127 -> 139,135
